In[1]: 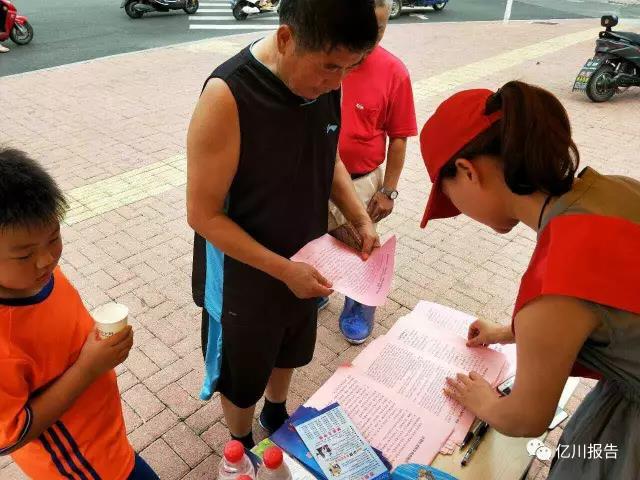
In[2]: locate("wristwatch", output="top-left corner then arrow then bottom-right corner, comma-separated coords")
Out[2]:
379,187 -> 398,200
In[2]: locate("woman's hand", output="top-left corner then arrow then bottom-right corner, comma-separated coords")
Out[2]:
467,319 -> 514,347
443,371 -> 501,419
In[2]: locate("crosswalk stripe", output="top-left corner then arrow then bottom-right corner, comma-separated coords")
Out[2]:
190,15 -> 236,20
189,15 -> 277,21
199,1 -> 228,4
196,8 -> 230,12
189,24 -> 278,29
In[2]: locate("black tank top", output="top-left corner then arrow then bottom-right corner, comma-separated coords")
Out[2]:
192,45 -> 341,306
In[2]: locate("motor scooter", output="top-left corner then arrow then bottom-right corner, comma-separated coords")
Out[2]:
573,15 -> 640,102
231,0 -> 279,21
121,0 -> 199,19
0,0 -> 33,46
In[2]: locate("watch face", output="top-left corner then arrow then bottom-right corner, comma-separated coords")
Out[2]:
389,190 -> 398,200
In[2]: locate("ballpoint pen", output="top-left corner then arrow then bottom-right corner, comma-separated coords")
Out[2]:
461,422 -> 489,466
460,419 -> 485,451
460,430 -> 474,451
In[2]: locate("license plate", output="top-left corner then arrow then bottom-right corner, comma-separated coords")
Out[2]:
573,58 -> 603,91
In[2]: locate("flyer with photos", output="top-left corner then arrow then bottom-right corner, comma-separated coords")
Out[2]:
293,403 -> 389,480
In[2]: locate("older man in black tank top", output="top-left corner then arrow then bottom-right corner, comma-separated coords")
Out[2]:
187,0 -> 380,448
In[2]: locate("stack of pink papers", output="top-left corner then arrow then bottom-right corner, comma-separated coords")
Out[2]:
306,301 -> 515,466
391,301 -> 516,454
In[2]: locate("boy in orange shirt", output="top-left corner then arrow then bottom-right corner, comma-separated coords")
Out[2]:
0,148 -> 159,479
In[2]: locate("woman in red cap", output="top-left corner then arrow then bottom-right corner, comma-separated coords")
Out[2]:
420,80 -> 640,479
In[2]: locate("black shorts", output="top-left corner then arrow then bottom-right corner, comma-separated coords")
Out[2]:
201,296 -> 318,409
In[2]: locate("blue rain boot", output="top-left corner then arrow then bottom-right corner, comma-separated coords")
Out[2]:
339,297 -> 376,345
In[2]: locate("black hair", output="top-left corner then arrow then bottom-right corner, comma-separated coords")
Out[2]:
441,81 -> 580,196
279,0 -> 379,53
0,148 -> 68,230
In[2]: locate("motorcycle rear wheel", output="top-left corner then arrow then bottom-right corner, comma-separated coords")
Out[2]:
586,64 -> 616,103
184,0 -> 199,14
10,21 -> 34,45
232,2 -> 249,20
125,1 -> 144,18
390,0 -> 402,19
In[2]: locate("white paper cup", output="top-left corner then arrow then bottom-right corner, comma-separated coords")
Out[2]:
92,303 -> 129,339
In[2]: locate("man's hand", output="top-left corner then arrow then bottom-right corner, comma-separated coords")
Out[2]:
76,327 -> 134,381
281,261 -> 334,299
367,191 -> 394,223
351,216 -> 380,260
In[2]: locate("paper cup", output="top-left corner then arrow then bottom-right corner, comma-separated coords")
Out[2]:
92,303 -> 129,339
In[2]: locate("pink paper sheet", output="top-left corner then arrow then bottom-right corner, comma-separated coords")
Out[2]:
305,366 -> 454,467
352,332 -> 505,448
385,302 -> 513,452
304,300 -> 513,463
291,234 -> 396,306
400,301 -> 517,383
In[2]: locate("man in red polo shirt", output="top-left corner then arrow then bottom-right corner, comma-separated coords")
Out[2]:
325,0 -> 417,344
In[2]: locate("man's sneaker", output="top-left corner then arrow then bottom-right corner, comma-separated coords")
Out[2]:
317,296 -> 330,311
339,297 -> 375,345
0,44 -> 10,53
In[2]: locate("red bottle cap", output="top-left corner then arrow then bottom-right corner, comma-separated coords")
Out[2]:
224,440 -> 245,463
263,446 -> 284,469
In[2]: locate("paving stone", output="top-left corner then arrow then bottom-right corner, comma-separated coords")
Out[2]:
139,337 -> 179,368
140,439 -> 189,480
201,421 -> 231,457
185,398 -> 225,435
122,399 -> 144,434
124,347 -> 160,381
144,358 -> 192,394
180,454 -> 221,480
162,423 -> 212,468
117,370 -> 139,394
0,462 -> 28,480
122,383 -> 166,421
129,409 -> 179,452
158,383 -> 204,419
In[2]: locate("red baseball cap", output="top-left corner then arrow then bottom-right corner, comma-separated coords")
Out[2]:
419,89 -> 503,228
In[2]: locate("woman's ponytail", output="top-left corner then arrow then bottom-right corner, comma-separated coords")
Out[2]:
441,81 -> 580,197
497,81 -> 579,195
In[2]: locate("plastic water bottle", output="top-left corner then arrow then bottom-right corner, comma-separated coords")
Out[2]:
218,440 -> 256,480
257,446 -> 292,480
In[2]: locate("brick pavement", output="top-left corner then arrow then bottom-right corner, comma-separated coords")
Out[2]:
1,18 -> 639,480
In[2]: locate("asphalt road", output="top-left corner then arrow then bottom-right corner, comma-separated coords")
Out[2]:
1,0 -> 639,76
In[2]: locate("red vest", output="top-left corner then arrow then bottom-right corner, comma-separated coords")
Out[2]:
512,214 -> 640,379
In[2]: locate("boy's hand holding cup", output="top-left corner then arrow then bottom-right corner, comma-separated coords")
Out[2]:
92,303 -> 129,339
76,303 -> 133,380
